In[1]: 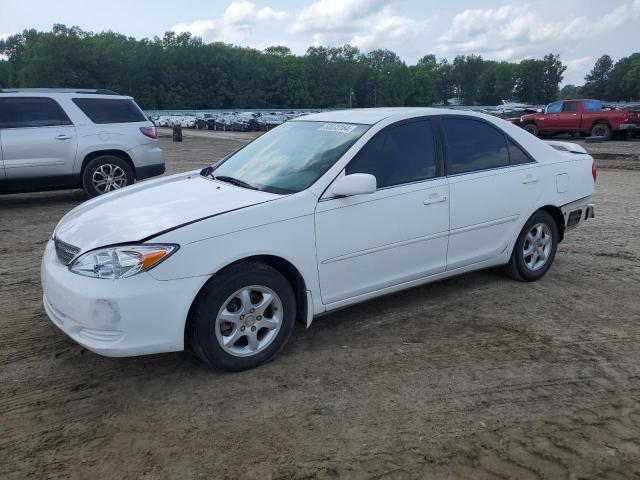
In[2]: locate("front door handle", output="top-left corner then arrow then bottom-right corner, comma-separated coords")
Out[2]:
423,194 -> 447,205
522,174 -> 539,184
55,134 -> 72,140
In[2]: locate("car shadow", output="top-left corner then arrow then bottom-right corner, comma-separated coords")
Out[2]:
0,189 -> 87,209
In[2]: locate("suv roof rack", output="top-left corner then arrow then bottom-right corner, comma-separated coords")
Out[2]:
0,88 -> 120,95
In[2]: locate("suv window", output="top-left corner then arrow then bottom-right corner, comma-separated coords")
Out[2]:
0,97 -> 72,128
442,118 -> 509,175
72,98 -> 147,124
346,120 -> 437,188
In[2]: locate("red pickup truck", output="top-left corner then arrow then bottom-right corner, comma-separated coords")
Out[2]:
519,99 -> 640,139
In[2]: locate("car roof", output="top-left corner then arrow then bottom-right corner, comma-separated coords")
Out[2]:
294,107 -> 480,125
0,88 -> 131,99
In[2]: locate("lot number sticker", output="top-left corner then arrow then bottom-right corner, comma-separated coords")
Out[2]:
318,123 -> 357,133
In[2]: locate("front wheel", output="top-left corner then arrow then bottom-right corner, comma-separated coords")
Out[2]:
188,262 -> 296,371
506,210 -> 559,282
523,122 -> 539,137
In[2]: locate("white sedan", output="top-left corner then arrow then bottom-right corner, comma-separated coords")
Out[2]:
41,108 -> 596,371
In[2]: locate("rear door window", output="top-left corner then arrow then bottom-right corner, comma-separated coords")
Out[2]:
72,98 -> 147,124
583,100 -> 602,112
0,97 -> 72,128
346,120 -> 437,188
441,118 -> 509,175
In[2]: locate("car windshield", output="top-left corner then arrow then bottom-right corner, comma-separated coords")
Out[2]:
208,121 -> 369,194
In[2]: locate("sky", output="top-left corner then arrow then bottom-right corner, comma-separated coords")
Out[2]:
1,0 -> 640,85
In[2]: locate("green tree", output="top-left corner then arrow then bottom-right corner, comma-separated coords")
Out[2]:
582,55 -> 613,99
606,53 -> 640,101
541,54 -> 566,103
559,84 -> 582,99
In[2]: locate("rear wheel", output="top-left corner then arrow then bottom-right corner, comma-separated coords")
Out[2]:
506,210 -> 559,282
188,262 -> 296,371
82,155 -> 134,197
591,122 -> 611,139
523,122 -> 539,136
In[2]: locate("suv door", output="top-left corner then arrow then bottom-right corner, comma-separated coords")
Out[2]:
0,97 -> 77,187
440,116 -> 542,270
315,119 -> 449,305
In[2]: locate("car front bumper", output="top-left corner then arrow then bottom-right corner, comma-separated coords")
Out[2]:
619,123 -> 640,130
41,239 -> 205,357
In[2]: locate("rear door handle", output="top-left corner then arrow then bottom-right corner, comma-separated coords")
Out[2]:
55,134 -> 72,140
423,194 -> 447,205
522,175 -> 539,184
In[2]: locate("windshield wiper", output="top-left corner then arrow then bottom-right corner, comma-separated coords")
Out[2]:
212,175 -> 259,191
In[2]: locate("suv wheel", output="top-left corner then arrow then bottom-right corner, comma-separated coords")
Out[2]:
188,262 -> 296,371
82,155 -> 135,197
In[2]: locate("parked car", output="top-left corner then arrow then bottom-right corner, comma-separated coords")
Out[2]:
520,99 -> 640,139
232,113 -> 259,131
196,113 -> 215,129
257,114 -> 284,131
214,113 -> 236,131
42,108 -> 595,371
0,88 -> 165,197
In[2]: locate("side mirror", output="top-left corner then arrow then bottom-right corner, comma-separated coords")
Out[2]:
331,173 -> 377,197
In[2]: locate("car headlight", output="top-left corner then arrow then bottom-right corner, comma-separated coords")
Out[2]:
69,244 -> 178,279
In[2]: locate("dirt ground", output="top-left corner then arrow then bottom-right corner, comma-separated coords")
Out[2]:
1,134 -> 639,479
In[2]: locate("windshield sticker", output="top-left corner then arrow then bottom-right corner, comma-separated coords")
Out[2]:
318,123 -> 357,133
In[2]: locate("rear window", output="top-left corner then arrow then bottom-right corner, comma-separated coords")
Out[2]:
72,98 -> 147,124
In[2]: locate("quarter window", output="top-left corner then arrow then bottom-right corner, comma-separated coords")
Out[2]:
442,118 -> 509,175
72,98 -> 147,124
0,97 -> 72,128
346,120 -> 437,188
508,139 -> 532,165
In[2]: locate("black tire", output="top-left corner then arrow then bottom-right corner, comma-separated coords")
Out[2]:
590,122 -> 611,139
188,262 -> 296,371
523,122 -> 539,136
505,210 -> 559,282
82,155 -> 135,198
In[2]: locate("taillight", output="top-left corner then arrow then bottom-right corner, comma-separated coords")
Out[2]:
592,159 -> 597,183
140,126 -> 157,139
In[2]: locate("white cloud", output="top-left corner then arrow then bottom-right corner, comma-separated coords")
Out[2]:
171,1 -> 287,44
223,1 -> 287,25
289,0 -> 424,53
436,1 -> 640,60
290,0 -> 387,33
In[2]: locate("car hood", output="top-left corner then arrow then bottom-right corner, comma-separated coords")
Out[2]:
54,171 -> 281,253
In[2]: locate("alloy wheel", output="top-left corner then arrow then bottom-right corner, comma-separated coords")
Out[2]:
92,164 -> 127,193
215,286 -> 283,357
523,223 -> 552,271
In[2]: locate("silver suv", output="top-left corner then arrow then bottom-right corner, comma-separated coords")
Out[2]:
0,88 -> 165,197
